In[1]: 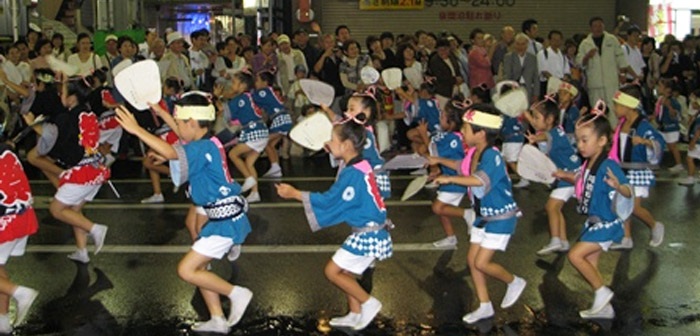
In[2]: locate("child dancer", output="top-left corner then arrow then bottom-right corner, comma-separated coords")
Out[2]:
395,82 -> 440,165
89,68 -> 121,167
655,78 -> 684,173
609,87 -> 665,249
253,71 -> 293,178
425,99 -> 475,249
434,103 -> 526,324
0,131 -> 39,332
116,93 -> 254,334
679,90 -> 700,186
553,111 -> 634,319
558,81 -> 580,145
493,81 -> 529,188
33,76 -> 110,263
226,71 -> 269,203
522,97 -> 581,255
141,77 -> 183,203
276,115 -> 391,331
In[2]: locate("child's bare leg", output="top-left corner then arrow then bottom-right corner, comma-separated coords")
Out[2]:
558,211 -> 568,241
27,148 -> 61,187
633,198 -> 656,229
228,145 -> 252,177
622,220 -> 632,238
281,137 -> 291,159
0,267 -> 12,314
545,198 -> 565,238
50,201 -> 94,247
178,251 -> 234,296
669,143 -> 682,166
265,134 -> 282,165
185,206 -> 199,241
432,202 -> 456,236
467,244 -> 490,303
245,151 -> 261,194
474,248 -> 514,284
568,242 -> 604,289
687,156 -> 696,176
324,261 -> 369,304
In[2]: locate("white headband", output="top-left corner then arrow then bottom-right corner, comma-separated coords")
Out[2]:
613,91 -> 640,109
462,109 -> 503,130
174,104 -> 216,121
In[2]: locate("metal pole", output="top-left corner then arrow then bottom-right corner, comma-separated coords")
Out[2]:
11,0 -> 19,41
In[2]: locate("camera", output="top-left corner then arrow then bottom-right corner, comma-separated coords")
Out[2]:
617,15 -> 629,23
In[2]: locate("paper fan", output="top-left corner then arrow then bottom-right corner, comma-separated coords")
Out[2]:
111,59 -> 133,77
114,60 -> 162,111
300,79 -> 334,107
360,66 -> 380,85
516,144 -> 557,184
382,154 -> 428,171
47,55 -> 79,76
403,67 -> 423,89
401,175 -> 428,201
546,76 -> 563,96
495,87 -> 529,118
381,68 -> 402,90
289,112 -> 333,151
491,80 -> 521,102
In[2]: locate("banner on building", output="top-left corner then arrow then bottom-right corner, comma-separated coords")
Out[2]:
359,0 -> 424,10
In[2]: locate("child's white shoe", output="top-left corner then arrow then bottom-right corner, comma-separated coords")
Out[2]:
501,276 -> 526,308
580,303 -> 615,319
245,191 -> 261,203
462,302 -> 494,324
90,224 -> 108,254
0,314 -> 12,333
329,312 -> 360,328
192,316 -> 230,333
67,249 -> 90,264
227,245 -> 242,262
262,164 -> 282,178
13,286 -> 38,325
241,177 -> 257,192
589,286 -> 614,315
353,296 -> 381,330
649,222 -> 665,247
227,286 -> 253,326
432,236 -> 457,249
610,237 -> 633,250
141,194 -> 164,204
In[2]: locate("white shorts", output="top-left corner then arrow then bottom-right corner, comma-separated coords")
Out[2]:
195,206 -> 206,215
502,142 -> 523,163
332,248 -> 375,275
469,227 -> 511,251
688,146 -> 700,160
437,191 -> 465,206
55,183 -> 102,206
550,186 -> 575,201
634,186 -> 649,199
661,131 -> 679,144
598,241 -> 614,252
244,138 -> 269,153
0,236 -> 28,264
192,235 -> 234,259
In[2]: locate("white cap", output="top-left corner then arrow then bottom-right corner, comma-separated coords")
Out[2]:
166,31 -> 184,46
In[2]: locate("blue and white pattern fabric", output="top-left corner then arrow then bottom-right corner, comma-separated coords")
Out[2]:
301,160 -> 393,260
576,158 -> 629,243
363,128 -> 391,198
500,116 -> 525,143
253,87 -> 293,134
618,118 -> 664,187
461,148 -> 518,234
407,98 -> 441,134
560,105 -> 579,135
226,92 -> 269,145
431,131 -> 467,194
173,136 -> 251,244
655,98 -> 680,132
543,127 -> 581,188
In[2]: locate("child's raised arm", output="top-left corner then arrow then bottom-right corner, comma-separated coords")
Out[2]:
148,102 -> 181,138
115,106 -> 177,160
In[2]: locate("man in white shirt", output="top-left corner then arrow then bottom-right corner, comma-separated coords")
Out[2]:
537,30 -> 570,97
138,28 -> 157,59
522,19 -> 542,55
622,26 -> 644,82
189,29 -> 210,90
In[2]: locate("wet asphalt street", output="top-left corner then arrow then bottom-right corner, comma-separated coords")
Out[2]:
7,154 -> 700,336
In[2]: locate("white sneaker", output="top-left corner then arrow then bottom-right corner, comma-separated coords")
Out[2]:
678,176 -> 697,186
410,168 -> 427,176
192,316 -> 230,333
463,208 -> 476,234
241,177 -> 257,192
649,222 -> 665,247
462,302 -> 494,324
227,245 -> 242,262
262,164 -> 282,178
353,296 -> 382,330
610,237 -> 633,250
90,224 -> 108,254
141,194 -> 164,204
13,286 -> 38,325
67,249 -> 90,263
227,286 -> 253,326
0,314 -> 11,333
432,236 -> 457,249
513,179 -> 530,188
329,312 -> 360,328
501,276 -> 527,308
589,286 -> 614,315
536,241 -> 563,256
669,164 -> 685,173
559,240 -> 571,252
245,191 -> 261,203
580,303 -> 615,319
